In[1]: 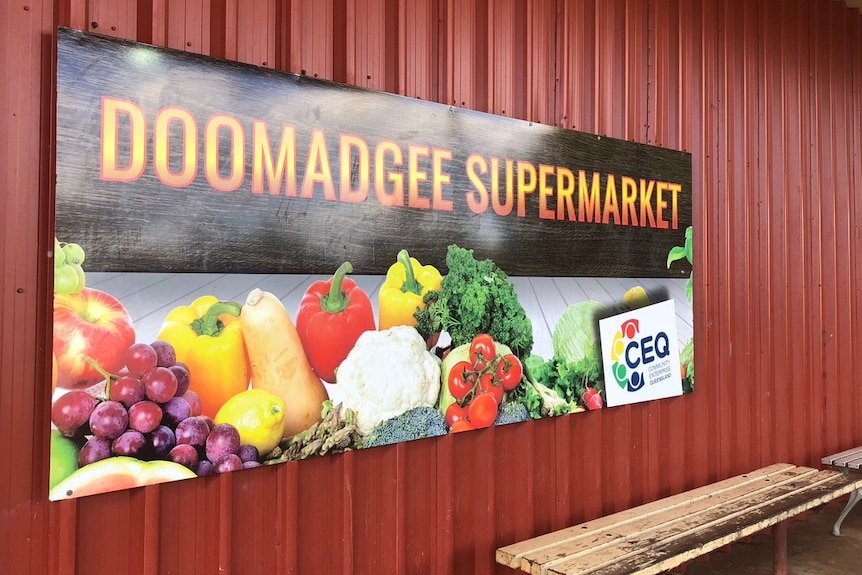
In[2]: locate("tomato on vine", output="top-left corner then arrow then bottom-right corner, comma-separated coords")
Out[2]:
451,419 -> 476,433
445,402 -> 468,426
447,360 -> 474,401
467,393 -> 498,428
469,333 -> 496,371
478,372 -> 503,405
495,353 -> 523,391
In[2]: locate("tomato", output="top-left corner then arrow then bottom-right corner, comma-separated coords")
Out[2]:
450,419 -> 475,433
447,360 -> 475,401
467,393 -> 498,429
445,402 -> 468,427
495,354 -> 523,391
583,387 -> 604,410
469,334 -> 497,370
479,372 -> 503,405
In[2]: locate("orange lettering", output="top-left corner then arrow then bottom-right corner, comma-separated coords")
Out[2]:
205,114 -> 244,192
302,130 -> 336,200
252,121 -> 297,196
517,161 -> 536,217
100,97 -> 146,182
465,154 -> 489,214
556,167 -> 575,221
340,134 -> 370,203
375,141 -> 404,207
408,145 -> 430,209
538,164 -> 555,220
153,107 -> 197,188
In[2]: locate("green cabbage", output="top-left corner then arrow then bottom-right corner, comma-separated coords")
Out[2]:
552,300 -> 607,383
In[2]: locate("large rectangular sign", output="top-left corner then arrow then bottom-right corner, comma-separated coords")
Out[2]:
49,27 -> 694,500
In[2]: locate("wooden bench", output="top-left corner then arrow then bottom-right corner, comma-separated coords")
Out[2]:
496,463 -> 862,575
821,446 -> 862,536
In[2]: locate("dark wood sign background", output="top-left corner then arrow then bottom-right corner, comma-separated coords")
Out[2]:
56,28 -> 693,278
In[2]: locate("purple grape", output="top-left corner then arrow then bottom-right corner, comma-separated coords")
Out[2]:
182,390 -> 202,416
128,401 -> 163,434
168,443 -> 199,471
212,453 -> 242,474
196,460 -> 214,477
242,461 -> 262,470
169,364 -> 191,397
201,416 -> 215,431
88,400 -> 129,440
51,390 -> 98,437
142,366 -> 178,403
78,436 -> 112,466
148,425 -> 176,459
109,375 -> 146,407
236,444 -> 260,464
112,430 -> 146,457
150,340 -> 177,368
205,423 -> 241,462
125,343 -> 158,377
175,416 -> 210,448
161,396 -> 191,428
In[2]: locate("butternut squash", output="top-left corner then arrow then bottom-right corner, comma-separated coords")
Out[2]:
240,288 -> 329,438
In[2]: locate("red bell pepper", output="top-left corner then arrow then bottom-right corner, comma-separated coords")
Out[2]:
296,261 -> 376,383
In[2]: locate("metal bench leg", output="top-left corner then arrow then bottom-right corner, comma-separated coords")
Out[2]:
773,520 -> 788,575
832,488 -> 862,536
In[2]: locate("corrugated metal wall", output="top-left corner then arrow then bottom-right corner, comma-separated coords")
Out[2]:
1,1 -> 860,573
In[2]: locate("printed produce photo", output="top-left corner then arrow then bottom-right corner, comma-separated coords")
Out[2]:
49,240 -> 692,500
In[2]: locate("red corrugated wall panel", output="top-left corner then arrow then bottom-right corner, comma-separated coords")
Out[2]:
2,1 -> 862,574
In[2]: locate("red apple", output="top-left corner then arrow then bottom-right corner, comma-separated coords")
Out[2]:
53,287 -> 136,390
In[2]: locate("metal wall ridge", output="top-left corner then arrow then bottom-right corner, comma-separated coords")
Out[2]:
1,1 -> 861,573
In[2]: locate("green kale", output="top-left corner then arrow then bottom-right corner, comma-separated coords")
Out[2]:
509,355 -> 583,418
526,354 -> 593,405
359,406 -> 448,449
414,244 -> 533,359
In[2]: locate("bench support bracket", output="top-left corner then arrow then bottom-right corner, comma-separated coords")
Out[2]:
832,488 -> 861,536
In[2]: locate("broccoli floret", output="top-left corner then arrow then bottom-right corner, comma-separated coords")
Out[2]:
494,402 -> 530,426
359,406 -> 449,449
414,245 -> 533,359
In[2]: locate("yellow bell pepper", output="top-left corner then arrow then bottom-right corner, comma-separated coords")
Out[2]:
156,295 -> 249,419
378,250 -> 443,330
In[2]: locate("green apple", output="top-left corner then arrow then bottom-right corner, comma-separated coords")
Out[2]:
50,430 -> 79,490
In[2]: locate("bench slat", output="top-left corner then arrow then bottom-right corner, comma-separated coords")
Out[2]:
544,470 -> 859,575
495,463 -> 795,569
496,465 -> 862,575
821,446 -> 862,468
511,466 -> 818,570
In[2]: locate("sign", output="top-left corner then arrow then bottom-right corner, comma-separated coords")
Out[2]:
55,29 -> 691,277
50,27 -> 694,500
599,299 -> 684,407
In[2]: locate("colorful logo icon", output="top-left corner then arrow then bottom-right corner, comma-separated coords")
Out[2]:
610,319 -> 645,392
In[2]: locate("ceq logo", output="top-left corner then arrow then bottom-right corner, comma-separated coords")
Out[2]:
609,317 -> 672,393
600,298 -> 682,407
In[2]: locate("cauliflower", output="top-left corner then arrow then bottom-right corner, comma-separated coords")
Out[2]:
336,325 -> 442,435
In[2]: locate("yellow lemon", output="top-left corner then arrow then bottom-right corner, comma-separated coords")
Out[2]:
214,389 -> 286,455
623,286 -> 650,308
